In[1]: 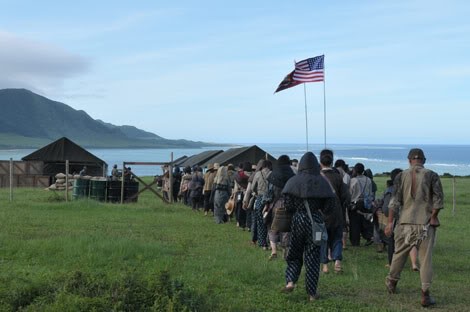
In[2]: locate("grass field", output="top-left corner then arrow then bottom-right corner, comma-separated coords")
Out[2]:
1,177 -> 469,311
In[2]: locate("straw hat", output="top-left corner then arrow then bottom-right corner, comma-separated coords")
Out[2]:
225,198 -> 235,215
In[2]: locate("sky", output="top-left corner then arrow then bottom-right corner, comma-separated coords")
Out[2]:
1,0 -> 469,145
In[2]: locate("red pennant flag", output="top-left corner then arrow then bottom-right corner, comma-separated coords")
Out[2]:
274,70 -> 302,93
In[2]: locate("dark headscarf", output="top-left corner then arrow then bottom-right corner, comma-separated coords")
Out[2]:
282,152 -> 334,199
267,155 -> 295,188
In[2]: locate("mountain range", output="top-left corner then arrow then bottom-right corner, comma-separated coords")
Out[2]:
0,89 -> 217,149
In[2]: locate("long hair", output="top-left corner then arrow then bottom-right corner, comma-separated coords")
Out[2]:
215,166 -> 229,185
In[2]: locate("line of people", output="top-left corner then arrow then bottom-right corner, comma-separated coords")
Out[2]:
162,147 -> 443,307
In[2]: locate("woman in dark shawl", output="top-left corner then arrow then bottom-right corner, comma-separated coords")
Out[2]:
263,155 -> 295,260
281,152 -> 335,301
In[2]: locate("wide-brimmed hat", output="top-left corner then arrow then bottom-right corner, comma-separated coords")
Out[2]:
225,198 -> 235,214
213,163 -> 220,170
207,163 -> 214,171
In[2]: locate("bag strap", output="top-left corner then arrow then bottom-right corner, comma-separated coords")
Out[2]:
320,171 -> 336,195
357,177 -> 368,198
303,200 -> 319,239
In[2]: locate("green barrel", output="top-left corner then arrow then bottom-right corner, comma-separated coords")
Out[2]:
73,179 -> 90,199
124,181 -> 139,202
90,179 -> 107,201
107,181 -> 122,203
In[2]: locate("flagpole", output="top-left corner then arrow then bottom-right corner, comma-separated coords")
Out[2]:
304,83 -> 309,151
323,56 -> 327,148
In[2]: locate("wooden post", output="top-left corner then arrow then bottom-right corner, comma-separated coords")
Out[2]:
65,160 -> 69,202
169,153 -> 174,203
9,158 -> 13,202
121,162 -> 125,204
452,176 -> 456,216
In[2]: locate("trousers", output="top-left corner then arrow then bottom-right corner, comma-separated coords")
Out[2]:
387,224 -> 436,291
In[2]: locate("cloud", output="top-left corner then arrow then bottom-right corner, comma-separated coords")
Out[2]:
0,31 -> 90,91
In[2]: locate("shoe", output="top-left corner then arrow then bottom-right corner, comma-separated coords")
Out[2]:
421,290 -> 436,307
365,240 -> 373,246
412,266 -> 420,272
281,284 -> 295,293
309,294 -> 319,301
334,261 -> 343,274
268,254 -> 277,261
386,278 -> 397,294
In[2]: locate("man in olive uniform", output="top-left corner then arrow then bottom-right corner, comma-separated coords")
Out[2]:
385,148 -> 444,307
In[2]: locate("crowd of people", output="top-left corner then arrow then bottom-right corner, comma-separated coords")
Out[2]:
160,148 -> 444,307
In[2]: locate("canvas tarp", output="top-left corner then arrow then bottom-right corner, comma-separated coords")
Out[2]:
22,137 -> 107,176
201,145 -> 276,168
178,150 -> 223,169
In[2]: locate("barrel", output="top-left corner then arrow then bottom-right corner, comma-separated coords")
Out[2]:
124,181 -> 139,202
73,179 -> 90,199
90,179 -> 107,201
107,181 -> 122,203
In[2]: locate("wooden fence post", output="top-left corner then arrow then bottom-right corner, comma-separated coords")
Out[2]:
169,152 -> 174,203
452,176 -> 456,216
9,158 -> 13,202
65,160 -> 69,202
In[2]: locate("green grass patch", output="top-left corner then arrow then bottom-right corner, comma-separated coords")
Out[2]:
1,177 -> 470,311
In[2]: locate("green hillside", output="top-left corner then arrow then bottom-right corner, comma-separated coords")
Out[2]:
0,89 -> 213,149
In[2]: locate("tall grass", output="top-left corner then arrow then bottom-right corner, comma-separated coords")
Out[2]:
1,177 -> 469,311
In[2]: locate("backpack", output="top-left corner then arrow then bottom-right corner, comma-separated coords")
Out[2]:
351,178 -> 372,212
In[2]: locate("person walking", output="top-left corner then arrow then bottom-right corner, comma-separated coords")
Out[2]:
385,148 -> 444,307
319,149 -> 349,274
251,160 -> 272,249
188,166 -> 204,211
243,160 -> 264,244
281,152 -> 335,301
348,163 -> 374,246
213,166 -> 232,224
233,162 -> 252,229
179,166 -> 192,205
203,163 -> 218,216
263,155 -> 295,260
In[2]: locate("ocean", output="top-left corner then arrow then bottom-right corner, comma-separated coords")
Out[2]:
1,143 -> 469,177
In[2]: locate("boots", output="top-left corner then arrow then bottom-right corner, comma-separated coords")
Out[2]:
385,278 -> 397,294
421,290 -> 436,307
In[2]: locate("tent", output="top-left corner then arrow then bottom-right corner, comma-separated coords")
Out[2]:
22,137 -> 107,177
201,145 -> 276,168
171,155 -> 188,166
177,150 -> 223,169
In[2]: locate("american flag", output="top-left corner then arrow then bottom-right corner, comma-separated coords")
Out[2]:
293,55 -> 324,83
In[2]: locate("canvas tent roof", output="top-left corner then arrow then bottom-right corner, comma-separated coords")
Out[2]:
178,150 -> 223,168
22,137 -> 107,176
201,145 -> 276,168
171,155 -> 188,166
23,137 -> 106,163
